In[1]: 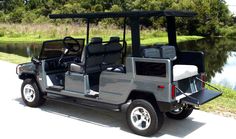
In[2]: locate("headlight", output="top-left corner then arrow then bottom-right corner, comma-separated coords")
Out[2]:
16,65 -> 22,75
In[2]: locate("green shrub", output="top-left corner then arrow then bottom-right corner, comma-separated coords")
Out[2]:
22,12 -> 38,23
0,27 -> 6,37
33,16 -> 50,24
7,8 -> 25,23
93,4 -> 103,12
226,30 -> 236,38
0,31 -> 4,37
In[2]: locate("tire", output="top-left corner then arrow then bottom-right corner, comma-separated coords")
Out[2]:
126,99 -> 164,136
21,78 -> 45,107
166,105 -> 193,120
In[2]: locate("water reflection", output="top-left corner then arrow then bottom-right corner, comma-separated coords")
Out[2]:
0,37 -> 236,89
0,42 -> 41,57
179,38 -> 236,89
211,52 -> 236,89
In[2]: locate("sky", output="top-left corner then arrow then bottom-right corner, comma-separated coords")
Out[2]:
225,0 -> 236,15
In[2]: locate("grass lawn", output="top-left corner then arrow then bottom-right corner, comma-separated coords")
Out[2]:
200,85 -> 236,118
0,52 -> 30,64
0,36 -> 51,43
0,35 -> 204,44
0,23 -> 204,44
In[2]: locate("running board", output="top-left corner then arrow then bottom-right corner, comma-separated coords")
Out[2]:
47,85 -> 64,91
180,89 -> 222,105
45,94 -> 120,112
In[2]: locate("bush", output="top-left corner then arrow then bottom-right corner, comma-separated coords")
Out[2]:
7,8 -> 25,23
226,30 -> 236,38
0,30 -> 4,37
22,12 -> 38,23
33,16 -> 50,24
0,27 -> 6,37
93,4 -> 103,12
0,11 -> 6,22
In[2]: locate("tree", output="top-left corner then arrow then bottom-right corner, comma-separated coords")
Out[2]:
0,0 -> 233,36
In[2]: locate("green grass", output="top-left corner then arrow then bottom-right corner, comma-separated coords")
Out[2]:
0,36 -> 51,43
0,23 -> 203,44
0,35 -> 204,44
200,84 -> 236,116
0,52 -> 30,64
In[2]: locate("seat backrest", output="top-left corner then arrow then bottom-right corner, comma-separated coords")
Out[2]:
142,45 -> 176,60
83,37 -> 105,73
104,37 -> 122,65
159,45 -> 176,60
142,48 -> 161,58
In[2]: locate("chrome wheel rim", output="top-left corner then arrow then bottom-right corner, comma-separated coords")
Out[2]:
130,107 -> 151,130
23,84 -> 36,102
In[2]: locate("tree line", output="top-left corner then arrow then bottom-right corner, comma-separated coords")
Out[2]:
0,0 -> 234,36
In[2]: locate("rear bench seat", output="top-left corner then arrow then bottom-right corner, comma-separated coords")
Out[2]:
142,45 -> 198,81
173,64 -> 198,81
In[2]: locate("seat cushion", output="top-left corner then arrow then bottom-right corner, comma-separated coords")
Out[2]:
173,65 -> 198,81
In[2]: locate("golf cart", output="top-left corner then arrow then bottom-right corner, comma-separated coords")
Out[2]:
16,10 -> 222,136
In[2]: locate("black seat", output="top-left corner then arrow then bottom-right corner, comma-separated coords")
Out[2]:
102,37 -> 125,72
70,37 -> 105,73
142,45 -> 176,60
104,37 -> 122,64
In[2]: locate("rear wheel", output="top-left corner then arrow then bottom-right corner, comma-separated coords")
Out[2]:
21,78 -> 45,107
166,105 -> 193,120
126,99 -> 164,136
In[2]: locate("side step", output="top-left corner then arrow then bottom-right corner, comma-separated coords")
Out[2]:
45,94 -> 120,111
47,86 -> 64,91
181,89 -> 222,105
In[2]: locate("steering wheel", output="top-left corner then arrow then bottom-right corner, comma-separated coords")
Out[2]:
63,36 -> 81,53
58,36 -> 81,64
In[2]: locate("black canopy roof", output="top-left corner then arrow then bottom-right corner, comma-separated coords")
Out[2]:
49,10 -> 196,19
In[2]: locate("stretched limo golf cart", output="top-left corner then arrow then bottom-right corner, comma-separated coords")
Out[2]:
16,10 -> 222,136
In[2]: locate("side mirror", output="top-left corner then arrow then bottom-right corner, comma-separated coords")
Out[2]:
31,57 -> 41,64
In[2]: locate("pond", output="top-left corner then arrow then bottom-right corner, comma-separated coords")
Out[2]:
0,38 -> 236,89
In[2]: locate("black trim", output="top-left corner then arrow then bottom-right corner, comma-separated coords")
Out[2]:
45,94 -> 120,111
39,38 -> 85,60
157,101 -> 177,112
49,10 -> 197,19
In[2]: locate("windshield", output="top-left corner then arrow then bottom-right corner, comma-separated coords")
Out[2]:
39,39 -> 85,59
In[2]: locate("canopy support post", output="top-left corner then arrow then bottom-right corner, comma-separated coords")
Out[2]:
130,16 -> 140,57
167,16 -> 178,50
86,19 -> 90,45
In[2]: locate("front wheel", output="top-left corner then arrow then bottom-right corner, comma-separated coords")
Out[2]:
166,105 -> 193,120
126,99 -> 164,136
21,78 -> 45,107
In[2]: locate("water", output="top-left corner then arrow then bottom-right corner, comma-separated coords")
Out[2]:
0,38 -> 236,89
0,42 -> 41,58
178,37 -> 236,89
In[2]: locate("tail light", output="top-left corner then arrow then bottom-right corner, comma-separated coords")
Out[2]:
201,73 -> 206,88
171,85 -> 176,99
